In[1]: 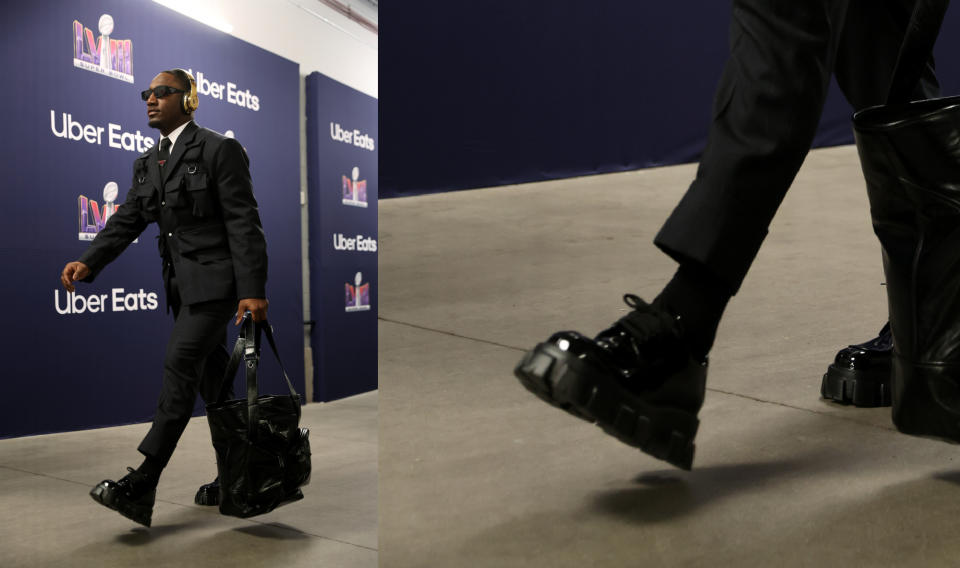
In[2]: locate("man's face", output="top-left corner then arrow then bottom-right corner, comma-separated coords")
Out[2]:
145,72 -> 189,135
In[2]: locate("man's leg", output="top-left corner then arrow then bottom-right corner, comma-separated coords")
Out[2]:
652,0 -> 853,362
138,297 -> 235,468
90,285 -> 234,526
516,0 -> 852,469
193,340 -> 233,506
656,0 -> 848,296
198,342 -> 232,405
834,0 -> 939,109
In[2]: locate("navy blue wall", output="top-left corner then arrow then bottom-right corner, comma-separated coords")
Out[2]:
381,2 -> 960,197
306,73 -> 379,402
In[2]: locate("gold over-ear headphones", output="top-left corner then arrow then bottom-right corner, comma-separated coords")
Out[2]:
167,68 -> 199,114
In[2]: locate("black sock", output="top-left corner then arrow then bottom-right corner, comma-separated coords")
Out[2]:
654,263 -> 732,361
137,456 -> 164,486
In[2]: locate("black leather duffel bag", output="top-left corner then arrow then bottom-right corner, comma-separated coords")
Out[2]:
206,312 -> 311,518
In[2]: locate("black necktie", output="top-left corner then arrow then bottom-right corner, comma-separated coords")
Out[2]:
158,137 -> 171,169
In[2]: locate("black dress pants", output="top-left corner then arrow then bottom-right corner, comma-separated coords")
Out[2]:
138,276 -> 235,467
654,0 -> 939,294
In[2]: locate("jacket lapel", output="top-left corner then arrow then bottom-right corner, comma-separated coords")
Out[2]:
161,121 -> 199,184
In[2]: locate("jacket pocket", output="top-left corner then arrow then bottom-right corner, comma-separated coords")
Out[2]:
176,224 -> 231,264
184,169 -> 215,217
131,180 -> 159,221
162,176 -> 186,208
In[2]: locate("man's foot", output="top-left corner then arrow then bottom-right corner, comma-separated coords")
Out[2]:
514,294 -> 707,470
821,323 -> 893,407
89,467 -> 156,527
194,477 -> 220,506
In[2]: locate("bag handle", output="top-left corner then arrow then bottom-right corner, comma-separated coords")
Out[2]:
221,323 -> 247,400
217,312 -> 302,439
886,0 -> 950,105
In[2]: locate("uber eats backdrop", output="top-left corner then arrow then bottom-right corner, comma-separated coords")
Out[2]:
1,1 -> 301,437
306,72 -> 378,402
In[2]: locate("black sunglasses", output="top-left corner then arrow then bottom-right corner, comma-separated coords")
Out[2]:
140,85 -> 186,101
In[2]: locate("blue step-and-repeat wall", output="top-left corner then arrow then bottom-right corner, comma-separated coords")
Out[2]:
306,73 -> 378,402
1,1 -> 302,438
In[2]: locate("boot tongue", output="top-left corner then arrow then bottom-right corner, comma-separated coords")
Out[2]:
594,297 -> 692,379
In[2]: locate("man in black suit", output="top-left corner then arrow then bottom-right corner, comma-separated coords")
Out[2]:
515,0 -> 940,470
59,68 -> 269,526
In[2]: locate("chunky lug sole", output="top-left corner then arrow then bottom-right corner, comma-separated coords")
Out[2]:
514,341 -> 700,470
90,481 -> 155,527
821,364 -> 891,407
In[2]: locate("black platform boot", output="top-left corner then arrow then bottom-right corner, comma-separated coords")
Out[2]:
821,323 -> 893,407
514,295 -> 706,470
194,477 -> 220,506
855,94 -> 960,442
90,467 -> 157,527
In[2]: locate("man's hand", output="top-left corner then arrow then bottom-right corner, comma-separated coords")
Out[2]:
60,261 -> 90,292
236,298 -> 269,324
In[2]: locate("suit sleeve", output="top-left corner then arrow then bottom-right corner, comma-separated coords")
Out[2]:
213,137 -> 268,299
77,176 -> 149,283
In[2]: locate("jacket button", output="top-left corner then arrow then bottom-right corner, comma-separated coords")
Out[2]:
161,200 -> 166,206
168,232 -> 173,237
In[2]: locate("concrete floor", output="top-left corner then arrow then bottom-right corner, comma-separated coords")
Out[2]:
379,145 -> 960,567
0,392 -> 377,568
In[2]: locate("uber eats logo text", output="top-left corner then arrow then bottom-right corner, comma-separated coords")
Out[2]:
55,288 -> 159,315
50,110 -> 155,153
187,69 -> 261,111
333,233 -> 377,253
330,122 -> 375,151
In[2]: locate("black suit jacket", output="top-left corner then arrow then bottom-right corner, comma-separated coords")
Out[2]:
79,122 -> 268,306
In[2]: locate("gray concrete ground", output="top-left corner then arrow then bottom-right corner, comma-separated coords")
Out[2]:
0,391 -> 377,568
379,145 -> 960,567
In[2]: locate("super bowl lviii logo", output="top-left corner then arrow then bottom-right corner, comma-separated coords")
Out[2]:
345,272 -> 371,312
78,181 -> 135,242
342,166 -> 368,208
73,14 -> 133,83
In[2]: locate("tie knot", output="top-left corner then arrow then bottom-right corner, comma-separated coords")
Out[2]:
159,138 -> 171,153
